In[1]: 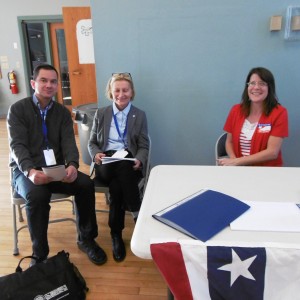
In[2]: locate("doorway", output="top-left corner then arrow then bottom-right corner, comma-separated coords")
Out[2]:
18,8 -> 98,111
18,16 -> 69,106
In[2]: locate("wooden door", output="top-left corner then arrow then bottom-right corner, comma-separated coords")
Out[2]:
62,7 -> 98,109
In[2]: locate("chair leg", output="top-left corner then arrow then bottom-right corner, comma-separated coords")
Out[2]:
71,196 -> 75,215
18,204 -> 24,222
12,195 -> 76,256
104,192 -> 110,205
12,204 -> 19,256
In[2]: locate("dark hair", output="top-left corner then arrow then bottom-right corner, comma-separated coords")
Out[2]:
32,64 -> 58,80
241,67 -> 279,116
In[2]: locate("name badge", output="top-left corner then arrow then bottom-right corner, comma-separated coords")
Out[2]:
43,149 -> 57,166
258,123 -> 271,133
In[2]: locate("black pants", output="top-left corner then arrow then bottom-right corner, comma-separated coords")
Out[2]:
13,168 -> 98,259
95,160 -> 142,234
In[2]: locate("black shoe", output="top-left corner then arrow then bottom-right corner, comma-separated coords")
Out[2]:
77,240 -> 107,265
111,234 -> 126,262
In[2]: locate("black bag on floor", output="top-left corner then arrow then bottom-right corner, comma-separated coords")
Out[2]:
0,250 -> 88,300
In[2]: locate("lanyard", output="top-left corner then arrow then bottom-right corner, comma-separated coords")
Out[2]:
113,112 -> 128,146
38,103 -> 51,149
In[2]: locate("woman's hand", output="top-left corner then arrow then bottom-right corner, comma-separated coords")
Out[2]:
217,157 -> 240,166
94,152 -> 106,165
218,136 -> 283,166
133,159 -> 142,170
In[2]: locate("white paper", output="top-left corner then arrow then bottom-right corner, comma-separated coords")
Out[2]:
112,150 -> 128,159
76,19 -> 95,64
230,201 -> 300,232
101,150 -> 136,164
42,165 -> 67,181
101,157 -> 136,164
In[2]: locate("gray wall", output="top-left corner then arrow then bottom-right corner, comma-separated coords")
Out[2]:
90,0 -> 300,167
0,0 -> 90,118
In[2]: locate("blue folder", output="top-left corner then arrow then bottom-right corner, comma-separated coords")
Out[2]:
152,189 -> 250,242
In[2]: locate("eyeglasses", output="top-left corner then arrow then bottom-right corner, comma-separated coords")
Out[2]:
112,72 -> 132,80
247,81 -> 268,87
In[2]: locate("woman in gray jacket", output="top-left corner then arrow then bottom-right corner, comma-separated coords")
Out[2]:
88,73 -> 149,262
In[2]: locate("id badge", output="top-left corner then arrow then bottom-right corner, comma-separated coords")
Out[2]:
43,149 -> 57,166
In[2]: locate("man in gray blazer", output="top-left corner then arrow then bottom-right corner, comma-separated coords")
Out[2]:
7,64 -> 107,266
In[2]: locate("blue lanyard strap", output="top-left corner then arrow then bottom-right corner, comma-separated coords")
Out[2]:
113,112 -> 128,146
38,103 -> 51,149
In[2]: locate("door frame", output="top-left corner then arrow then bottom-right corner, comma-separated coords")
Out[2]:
49,22 -> 66,106
18,15 -> 62,96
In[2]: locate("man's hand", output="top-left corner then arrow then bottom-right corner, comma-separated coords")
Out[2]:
63,165 -> 78,183
28,169 -> 52,185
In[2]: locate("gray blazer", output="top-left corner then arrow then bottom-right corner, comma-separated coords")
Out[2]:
88,104 -> 149,176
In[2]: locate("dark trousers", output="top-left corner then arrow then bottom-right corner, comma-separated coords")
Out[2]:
95,161 -> 142,235
13,168 -> 98,259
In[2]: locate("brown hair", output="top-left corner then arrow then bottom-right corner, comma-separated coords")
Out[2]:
240,67 -> 279,116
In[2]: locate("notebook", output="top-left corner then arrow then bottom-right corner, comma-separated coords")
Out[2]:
152,189 -> 250,242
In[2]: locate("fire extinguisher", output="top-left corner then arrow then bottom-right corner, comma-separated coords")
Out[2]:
8,70 -> 19,94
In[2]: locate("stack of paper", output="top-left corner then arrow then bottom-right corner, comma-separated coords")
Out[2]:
102,157 -> 136,164
42,165 -> 66,181
102,150 -> 136,164
230,201 -> 300,232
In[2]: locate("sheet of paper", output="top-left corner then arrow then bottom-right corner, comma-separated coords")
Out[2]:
42,165 -> 66,181
230,201 -> 300,232
101,157 -> 136,164
112,150 -> 128,158
101,150 -> 135,164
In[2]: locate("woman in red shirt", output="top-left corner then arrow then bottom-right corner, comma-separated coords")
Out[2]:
218,67 -> 288,167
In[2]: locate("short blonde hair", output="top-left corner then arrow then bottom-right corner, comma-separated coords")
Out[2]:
105,73 -> 135,100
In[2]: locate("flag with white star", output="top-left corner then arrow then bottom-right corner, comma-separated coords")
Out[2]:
208,246 -> 265,299
150,240 -> 300,300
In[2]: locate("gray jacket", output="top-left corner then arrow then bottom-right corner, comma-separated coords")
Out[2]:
7,97 -> 79,176
88,104 -> 149,176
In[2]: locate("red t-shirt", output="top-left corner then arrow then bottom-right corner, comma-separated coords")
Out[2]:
223,104 -> 288,166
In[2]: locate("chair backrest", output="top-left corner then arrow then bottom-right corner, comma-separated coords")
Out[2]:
215,133 -> 227,165
143,135 -> 152,188
137,135 -> 152,198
